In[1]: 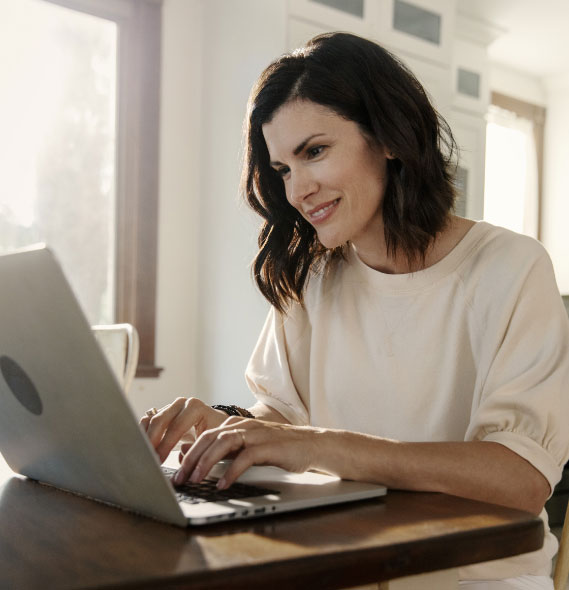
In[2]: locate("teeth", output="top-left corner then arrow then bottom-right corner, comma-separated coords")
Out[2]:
310,199 -> 338,219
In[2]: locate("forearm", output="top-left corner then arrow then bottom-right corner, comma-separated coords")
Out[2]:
248,401 -> 291,424
314,430 -> 550,515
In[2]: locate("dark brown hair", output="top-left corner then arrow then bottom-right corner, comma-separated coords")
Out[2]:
242,32 -> 457,312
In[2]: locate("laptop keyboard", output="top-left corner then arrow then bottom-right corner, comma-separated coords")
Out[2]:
161,466 -> 280,504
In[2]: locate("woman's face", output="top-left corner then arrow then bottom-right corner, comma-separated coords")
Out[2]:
262,99 -> 393,254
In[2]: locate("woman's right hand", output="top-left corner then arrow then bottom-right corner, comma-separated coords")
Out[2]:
140,397 -> 229,463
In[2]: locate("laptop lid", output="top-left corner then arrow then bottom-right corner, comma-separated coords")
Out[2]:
0,246 -> 385,526
0,245 -> 187,526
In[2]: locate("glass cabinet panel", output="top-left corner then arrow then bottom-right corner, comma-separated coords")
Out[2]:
310,0 -> 364,18
393,0 -> 441,45
457,68 -> 481,99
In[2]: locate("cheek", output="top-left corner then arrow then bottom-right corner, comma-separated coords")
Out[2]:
283,183 -> 294,207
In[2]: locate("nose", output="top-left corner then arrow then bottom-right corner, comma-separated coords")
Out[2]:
287,167 -> 318,206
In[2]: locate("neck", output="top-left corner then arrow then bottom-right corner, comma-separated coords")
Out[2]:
352,216 -> 474,274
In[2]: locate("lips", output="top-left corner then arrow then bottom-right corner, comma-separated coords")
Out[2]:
305,198 -> 340,223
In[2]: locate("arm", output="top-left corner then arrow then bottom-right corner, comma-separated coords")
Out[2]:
249,401 -> 291,423
319,432 -> 550,515
140,397 -> 289,463
175,422 -> 550,515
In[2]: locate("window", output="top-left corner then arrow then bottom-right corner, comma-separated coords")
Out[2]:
0,0 -> 162,376
483,92 -> 546,240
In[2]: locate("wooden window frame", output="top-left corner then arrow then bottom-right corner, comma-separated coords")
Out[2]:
45,0 -> 163,377
490,92 -> 546,241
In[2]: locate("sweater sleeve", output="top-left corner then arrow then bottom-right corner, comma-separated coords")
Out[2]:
245,305 -> 310,426
465,242 -> 569,494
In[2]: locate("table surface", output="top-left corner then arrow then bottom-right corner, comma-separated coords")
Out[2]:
0,454 -> 543,590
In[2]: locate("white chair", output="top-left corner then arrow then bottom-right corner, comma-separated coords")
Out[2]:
92,323 -> 139,393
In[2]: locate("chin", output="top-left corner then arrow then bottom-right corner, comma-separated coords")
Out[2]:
316,233 -> 345,250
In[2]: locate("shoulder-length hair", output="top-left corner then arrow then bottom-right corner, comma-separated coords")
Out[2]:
242,32 -> 457,312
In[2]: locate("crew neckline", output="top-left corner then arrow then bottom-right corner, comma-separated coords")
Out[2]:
348,221 -> 492,293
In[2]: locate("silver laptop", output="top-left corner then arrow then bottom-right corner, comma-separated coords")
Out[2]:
0,245 -> 386,526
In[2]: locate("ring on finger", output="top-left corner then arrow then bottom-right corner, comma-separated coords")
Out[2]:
145,407 -> 158,418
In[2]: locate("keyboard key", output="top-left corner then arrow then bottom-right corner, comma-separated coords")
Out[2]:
161,466 -> 279,504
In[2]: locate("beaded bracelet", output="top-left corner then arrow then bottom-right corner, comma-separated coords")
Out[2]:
212,404 -> 255,419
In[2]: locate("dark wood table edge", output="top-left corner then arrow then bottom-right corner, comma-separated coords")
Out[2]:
97,510 -> 544,590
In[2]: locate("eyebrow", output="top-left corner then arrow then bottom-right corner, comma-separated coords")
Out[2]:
269,133 -> 326,167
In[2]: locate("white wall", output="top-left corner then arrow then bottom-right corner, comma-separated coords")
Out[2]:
195,0 -> 287,406
487,62 -> 569,294
488,63 -> 546,106
130,0 -> 287,416
542,72 -> 569,294
130,0 -> 204,416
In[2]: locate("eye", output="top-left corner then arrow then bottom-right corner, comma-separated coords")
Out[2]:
273,165 -> 290,179
306,145 -> 325,159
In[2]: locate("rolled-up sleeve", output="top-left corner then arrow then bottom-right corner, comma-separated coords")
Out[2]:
245,306 -> 310,426
466,246 -> 569,494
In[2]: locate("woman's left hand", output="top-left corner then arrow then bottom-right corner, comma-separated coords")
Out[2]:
172,419 -> 322,488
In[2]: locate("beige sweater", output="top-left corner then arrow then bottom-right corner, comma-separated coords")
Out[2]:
245,221 -> 569,580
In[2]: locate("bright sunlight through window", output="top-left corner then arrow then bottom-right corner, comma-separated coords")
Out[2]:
484,106 -> 538,238
0,0 -> 117,324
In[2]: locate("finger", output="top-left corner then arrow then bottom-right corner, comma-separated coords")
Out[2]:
175,427 -> 245,485
155,408 -> 199,462
139,415 -> 151,431
215,446 -> 267,489
155,398 -> 222,461
145,397 -> 188,448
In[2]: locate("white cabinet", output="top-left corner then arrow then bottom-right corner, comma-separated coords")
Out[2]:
288,0 -> 376,36
451,39 -> 491,115
289,0 -> 455,65
376,0 -> 455,66
448,110 -> 486,220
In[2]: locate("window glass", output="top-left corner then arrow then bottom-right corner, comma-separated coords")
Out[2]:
484,106 -> 538,238
0,0 -> 117,325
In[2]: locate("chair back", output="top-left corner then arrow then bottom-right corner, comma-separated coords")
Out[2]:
554,502 -> 569,590
92,324 -> 139,393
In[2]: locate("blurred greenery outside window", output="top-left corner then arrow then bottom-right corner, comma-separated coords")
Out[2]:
0,0 -> 162,376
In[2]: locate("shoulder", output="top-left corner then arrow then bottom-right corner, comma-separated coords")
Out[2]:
459,222 -> 552,283
457,222 -> 559,313
470,222 -> 546,262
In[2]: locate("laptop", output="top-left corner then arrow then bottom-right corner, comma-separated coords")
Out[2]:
0,245 -> 386,526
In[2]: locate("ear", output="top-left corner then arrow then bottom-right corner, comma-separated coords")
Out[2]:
385,149 -> 396,160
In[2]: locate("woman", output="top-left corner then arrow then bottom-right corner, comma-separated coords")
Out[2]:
142,33 -> 569,589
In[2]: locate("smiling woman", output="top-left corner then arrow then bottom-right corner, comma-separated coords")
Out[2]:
243,32 -> 457,311
263,101 -> 393,260
142,32 -> 569,590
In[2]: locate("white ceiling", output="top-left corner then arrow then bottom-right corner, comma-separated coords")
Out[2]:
457,0 -> 569,79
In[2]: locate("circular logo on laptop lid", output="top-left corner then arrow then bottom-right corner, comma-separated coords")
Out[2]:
0,356 -> 43,415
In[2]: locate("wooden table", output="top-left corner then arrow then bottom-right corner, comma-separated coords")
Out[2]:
0,454 -> 543,590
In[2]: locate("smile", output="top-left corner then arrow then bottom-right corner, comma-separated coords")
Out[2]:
306,198 -> 340,223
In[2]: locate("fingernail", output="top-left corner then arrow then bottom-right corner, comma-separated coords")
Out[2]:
189,466 -> 201,483
216,477 -> 226,490
174,469 -> 185,485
